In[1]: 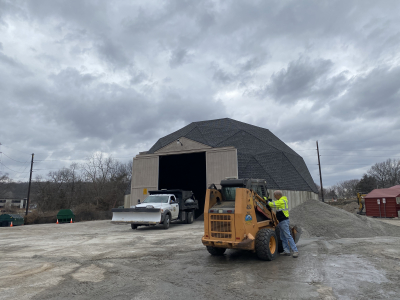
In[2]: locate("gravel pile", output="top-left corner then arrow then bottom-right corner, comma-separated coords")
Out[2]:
290,199 -> 400,239
341,201 -> 359,214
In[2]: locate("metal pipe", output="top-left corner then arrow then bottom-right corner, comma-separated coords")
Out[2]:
384,202 -> 386,218
383,198 -> 386,218
378,200 -> 381,218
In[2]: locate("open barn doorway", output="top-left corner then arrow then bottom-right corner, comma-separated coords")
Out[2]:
158,152 -> 206,219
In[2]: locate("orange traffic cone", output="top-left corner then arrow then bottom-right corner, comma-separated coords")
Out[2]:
70,218 -> 73,223
56,219 -> 59,224
10,222 -> 13,227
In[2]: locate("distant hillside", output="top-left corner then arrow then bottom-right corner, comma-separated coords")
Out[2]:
0,182 -> 36,199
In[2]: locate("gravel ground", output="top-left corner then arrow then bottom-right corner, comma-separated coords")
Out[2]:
1,201 -> 400,300
290,200 -> 400,239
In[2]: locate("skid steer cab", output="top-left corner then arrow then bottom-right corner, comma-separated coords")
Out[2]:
201,179 -> 300,261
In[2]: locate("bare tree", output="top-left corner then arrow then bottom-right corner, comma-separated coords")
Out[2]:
35,164 -> 84,211
81,153 -> 131,210
368,158 -> 400,188
33,153 -> 132,212
332,179 -> 360,199
0,173 -> 12,198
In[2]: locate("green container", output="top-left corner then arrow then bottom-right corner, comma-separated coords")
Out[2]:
57,209 -> 75,223
0,214 -> 24,227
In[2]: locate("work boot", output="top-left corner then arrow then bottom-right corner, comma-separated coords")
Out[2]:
281,251 -> 291,256
292,252 -> 299,258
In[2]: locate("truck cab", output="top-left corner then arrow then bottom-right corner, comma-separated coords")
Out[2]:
111,189 -> 198,230
136,194 -> 180,220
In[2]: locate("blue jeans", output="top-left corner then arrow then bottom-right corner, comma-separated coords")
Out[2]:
278,219 -> 298,253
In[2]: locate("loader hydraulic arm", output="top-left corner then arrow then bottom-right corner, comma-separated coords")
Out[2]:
252,192 -> 279,226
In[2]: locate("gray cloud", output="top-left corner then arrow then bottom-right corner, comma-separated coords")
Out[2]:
96,39 -> 131,70
169,48 -> 190,68
268,57 -> 334,103
331,66 -> 400,119
1,0 -> 400,187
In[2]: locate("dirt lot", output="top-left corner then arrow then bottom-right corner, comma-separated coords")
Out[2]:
1,217 -> 400,300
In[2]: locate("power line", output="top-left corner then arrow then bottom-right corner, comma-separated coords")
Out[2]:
1,143 -> 137,156
318,164 -> 370,166
35,156 -> 133,162
35,159 -> 89,162
0,161 -> 31,173
321,149 -> 400,152
34,168 -> 70,170
320,155 -> 400,157
293,148 -> 400,152
1,144 -> 38,155
1,152 -> 29,163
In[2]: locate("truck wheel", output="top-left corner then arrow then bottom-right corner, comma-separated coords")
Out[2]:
186,211 -> 194,224
275,226 -> 284,253
206,246 -> 226,256
163,214 -> 170,229
131,224 -> 138,230
255,228 -> 278,261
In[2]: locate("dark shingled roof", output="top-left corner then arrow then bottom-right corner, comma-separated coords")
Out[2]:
148,118 -> 317,193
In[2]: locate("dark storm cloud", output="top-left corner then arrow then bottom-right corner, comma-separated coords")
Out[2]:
169,48 -> 190,68
1,0 -> 400,186
267,57 -> 334,103
211,63 -> 235,84
40,67 -> 225,142
96,39 -> 131,70
331,66 -> 400,119
0,49 -> 29,74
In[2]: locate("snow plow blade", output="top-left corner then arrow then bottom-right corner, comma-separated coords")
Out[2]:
111,208 -> 162,224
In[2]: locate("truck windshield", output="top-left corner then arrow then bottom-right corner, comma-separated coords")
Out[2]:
142,195 -> 169,203
221,187 -> 236,201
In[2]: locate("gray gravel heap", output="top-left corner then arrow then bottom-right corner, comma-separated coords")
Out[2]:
290,199 -> 400,239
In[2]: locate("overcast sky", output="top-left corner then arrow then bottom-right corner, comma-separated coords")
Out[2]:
1,0 -> 400,187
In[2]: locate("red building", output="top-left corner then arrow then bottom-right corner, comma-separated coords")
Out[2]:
364,186 -> 400,218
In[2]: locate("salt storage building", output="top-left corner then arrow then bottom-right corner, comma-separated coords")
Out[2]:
127,118 -> 318,217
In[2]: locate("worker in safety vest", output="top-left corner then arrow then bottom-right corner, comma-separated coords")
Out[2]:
268,190 -> 299,258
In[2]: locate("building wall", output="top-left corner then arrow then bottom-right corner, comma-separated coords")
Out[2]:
365,197 -> 399,218
267,189 -> 319,211
0,199 -> 26,209
206,148 -> 238,188
127,137 -> 317,209
128,141 -> 238,207
155,137 -> 212,153
130,156 -> 159,207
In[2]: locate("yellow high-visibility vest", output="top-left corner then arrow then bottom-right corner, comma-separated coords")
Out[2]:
268,196 -> 289,218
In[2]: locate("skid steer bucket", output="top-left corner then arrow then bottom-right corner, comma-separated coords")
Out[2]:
290,225 -> 302,244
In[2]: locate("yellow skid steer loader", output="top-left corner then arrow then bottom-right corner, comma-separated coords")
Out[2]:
201,179 -> 300,260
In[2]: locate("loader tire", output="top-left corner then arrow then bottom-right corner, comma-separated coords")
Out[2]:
255,228 -> 278,261
163,214 -> 170,229
275,226 -> 284,253
186,211 -> 194,224
131,224 -> 138,230
206,246 -> 226,256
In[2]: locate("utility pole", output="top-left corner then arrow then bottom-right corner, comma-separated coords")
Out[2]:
25,153 -> 34,216
316,141 -> 324,202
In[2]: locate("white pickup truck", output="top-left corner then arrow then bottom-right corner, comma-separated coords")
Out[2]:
111,189 -> 198,229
